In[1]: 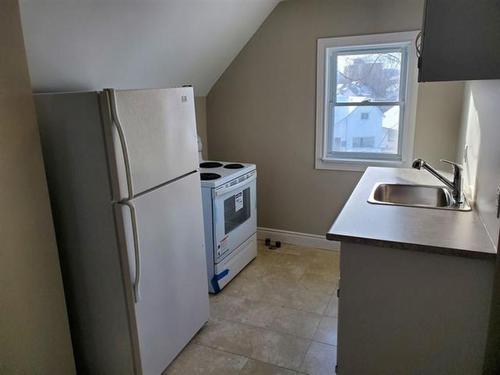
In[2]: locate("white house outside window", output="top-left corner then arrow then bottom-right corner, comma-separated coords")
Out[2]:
315,31 -> 419,171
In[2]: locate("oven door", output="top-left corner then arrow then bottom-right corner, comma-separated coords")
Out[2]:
212,172 -> 257,262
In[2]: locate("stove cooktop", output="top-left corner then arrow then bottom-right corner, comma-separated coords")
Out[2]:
199,160 -> 256,188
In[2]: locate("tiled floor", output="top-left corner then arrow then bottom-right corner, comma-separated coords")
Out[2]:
165,241 -> 340,375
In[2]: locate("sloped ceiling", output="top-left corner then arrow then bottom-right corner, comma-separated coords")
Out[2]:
19,0 -> 280,95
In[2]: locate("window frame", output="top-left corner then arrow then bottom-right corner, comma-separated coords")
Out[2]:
328,46 -> 407,160
315,31 -> 419,172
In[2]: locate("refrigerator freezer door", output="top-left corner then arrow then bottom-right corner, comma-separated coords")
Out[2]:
103,87 -> 199,201
115,172 -> 209,375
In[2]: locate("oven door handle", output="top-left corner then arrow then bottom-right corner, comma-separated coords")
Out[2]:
214,174 -> 256,197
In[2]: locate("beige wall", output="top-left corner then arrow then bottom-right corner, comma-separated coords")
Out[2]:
195,96 -> 208,159
0,1 -> 75,373
207,0 -> 464,235
414,81 -> 464,167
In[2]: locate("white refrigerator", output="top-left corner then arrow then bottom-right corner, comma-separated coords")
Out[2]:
35,87 -> 209,375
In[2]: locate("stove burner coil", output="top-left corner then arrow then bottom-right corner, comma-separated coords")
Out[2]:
200,162 -> 223,168
224,163 -> 244,169
200,173 -> 221,181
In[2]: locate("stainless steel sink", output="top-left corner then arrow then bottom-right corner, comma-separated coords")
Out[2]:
368,183 -> 471,211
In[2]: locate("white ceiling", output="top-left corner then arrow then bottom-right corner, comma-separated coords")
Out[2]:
20,0 -> 280,95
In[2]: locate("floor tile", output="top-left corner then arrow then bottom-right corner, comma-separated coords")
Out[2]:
193,319 -> 255,356
298,272 -> 338,295
270,253 -> 308,279
239,359 -> 301,374
194,319 -> 310,370
263,284 -> 331,315
210,293 -> 323,340
263,264 -> 306,284
250,330 -> 310,370
302,247 -> 339,260
209,294 -> 280,328
163,343 -> 247,375
240,260 -> 274,279
313,317 -> 338,346
268,307 -> 322,339
303,251 -> 339,273
300,342 -> 337,375
221,272 -> 267,301
323,295 -> 339,318
270,246 -> 305,256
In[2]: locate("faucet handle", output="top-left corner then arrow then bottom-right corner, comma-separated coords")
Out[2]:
440,159 -> 463,171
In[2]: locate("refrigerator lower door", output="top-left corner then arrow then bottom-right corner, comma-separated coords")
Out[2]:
116,172 -> 209,375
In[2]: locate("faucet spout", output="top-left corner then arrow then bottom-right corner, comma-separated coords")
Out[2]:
411,158 -> 424,170
412,158 -> 464,204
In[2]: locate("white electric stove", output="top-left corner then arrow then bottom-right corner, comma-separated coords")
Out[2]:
199,161 -> 257,293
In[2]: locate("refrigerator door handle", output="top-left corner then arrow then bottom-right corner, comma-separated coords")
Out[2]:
106,88 -> 134,200
121,201 -> 142,303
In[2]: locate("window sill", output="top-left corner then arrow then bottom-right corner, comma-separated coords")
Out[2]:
315,157 -> 408,172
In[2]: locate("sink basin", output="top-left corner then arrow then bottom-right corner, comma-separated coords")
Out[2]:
368,183 -> 471,211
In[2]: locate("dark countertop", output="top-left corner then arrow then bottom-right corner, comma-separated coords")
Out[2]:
327,167 -> 496,259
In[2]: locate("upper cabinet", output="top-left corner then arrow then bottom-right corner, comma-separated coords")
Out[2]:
418,0 -> 500,82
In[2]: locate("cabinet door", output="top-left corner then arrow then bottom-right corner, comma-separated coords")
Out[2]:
418,0 -> 500,82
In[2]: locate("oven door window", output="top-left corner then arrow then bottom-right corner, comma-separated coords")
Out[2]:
224,187 -> 251,234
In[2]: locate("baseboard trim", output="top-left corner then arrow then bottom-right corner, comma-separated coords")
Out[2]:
257,227 -> 340,251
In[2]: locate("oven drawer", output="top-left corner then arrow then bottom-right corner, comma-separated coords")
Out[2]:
210,233 -> 257,293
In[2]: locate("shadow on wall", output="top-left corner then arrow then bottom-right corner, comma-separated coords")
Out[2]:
462,82 -> 500,375
427,79 -> 500,375
459,86 -> 481,199
457,80 -> 500,244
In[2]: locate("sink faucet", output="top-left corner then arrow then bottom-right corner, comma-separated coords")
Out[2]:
412,158 -> 464,204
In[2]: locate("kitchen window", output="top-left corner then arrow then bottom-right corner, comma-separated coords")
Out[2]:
315,31 -> 419,171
